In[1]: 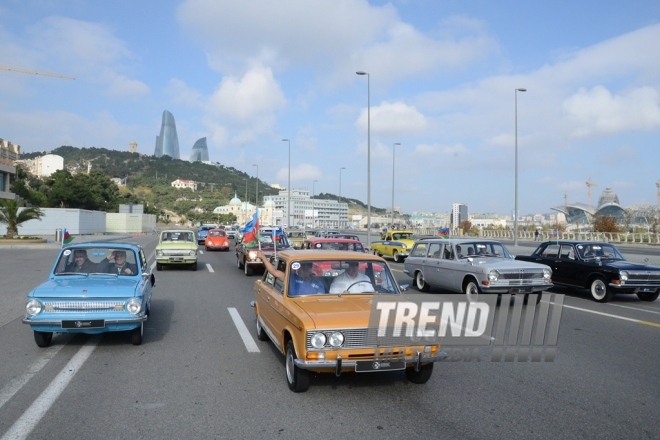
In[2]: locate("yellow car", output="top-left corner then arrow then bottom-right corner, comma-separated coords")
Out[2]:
286,231 -> 307,249
370,230 -> 416,262
251,249 -> 444,392
155,229 -> 198,271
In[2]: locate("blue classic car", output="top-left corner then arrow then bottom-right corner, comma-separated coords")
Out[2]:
23,242 -> 155,347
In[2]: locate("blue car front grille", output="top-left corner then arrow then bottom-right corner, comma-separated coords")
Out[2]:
43,301 -> 125,313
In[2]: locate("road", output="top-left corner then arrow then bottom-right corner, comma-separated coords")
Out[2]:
0,235 -> 658,439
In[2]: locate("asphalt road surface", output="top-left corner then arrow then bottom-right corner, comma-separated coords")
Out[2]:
0,235 -> 658,439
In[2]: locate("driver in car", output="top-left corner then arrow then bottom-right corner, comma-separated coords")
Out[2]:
329,261 -> 375,293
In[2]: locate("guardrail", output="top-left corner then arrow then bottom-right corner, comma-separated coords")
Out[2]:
411,228 -> 660,244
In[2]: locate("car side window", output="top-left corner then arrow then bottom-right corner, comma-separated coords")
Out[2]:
540,244 -> 560,258
428,243 -> 442,258
410,243 -> 427,257
559,245 -> 575,259
274,258 -> 286,293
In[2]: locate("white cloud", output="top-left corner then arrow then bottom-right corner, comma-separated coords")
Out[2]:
563,86 -> 660,137
177,0 -> 497,83
209,65 -> 287,123
276,163 -> 322,182
355,101 -> 427,136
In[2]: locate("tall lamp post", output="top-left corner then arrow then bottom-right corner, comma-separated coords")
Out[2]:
282,138 -> 291,228
252,164 -> 259,207
356,71 -> 371,247
514,88 -> 526,247
312,180 -> 318,228
339,167 -> 345,229
391,142 -> 400,228
244,178 -> 248,224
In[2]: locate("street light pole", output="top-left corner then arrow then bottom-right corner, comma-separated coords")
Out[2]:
514,88 -> 526,247
356,71 -> 371,247
282,138 -> 291,228
244,178 -> 248,224
252,164 -> 259,207
391,142 -> 400,228
339,167 -> 345,229
312,180 -> 318,228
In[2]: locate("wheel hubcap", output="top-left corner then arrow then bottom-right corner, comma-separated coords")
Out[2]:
592,281 -> 606,300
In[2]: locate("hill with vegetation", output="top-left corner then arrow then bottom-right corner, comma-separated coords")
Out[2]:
14,146 -> 389,225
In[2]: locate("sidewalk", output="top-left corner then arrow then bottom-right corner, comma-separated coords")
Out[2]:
0,234 -> 136,250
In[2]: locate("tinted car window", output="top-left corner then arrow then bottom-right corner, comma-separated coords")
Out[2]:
410,243 -> 427,257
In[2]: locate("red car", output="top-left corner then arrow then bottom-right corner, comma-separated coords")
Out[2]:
303,238 -> 384,284
205,229 -> 230,251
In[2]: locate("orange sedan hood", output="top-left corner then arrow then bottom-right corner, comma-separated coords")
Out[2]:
292,296 -> 376,328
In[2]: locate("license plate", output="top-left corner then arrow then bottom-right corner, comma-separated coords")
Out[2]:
639,288 -> 656,293
355,360 -> 406,372
62,320 -> 105,329
511,287 -> 532,294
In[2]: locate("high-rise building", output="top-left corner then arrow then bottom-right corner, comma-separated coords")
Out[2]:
189,137 -> 209,162
153,110 -> 180,159
452,203 -> 468,227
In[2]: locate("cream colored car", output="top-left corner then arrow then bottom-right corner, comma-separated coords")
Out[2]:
155,229 -> 198,271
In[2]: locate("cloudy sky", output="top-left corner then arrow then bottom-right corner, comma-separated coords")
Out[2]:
1,0 -> 659,216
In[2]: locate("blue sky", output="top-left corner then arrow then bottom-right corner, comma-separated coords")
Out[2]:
1,0 -> 659,217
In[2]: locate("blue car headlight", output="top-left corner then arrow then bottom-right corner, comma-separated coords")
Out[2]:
126,299 -> 142,315
26,299 -> 42,316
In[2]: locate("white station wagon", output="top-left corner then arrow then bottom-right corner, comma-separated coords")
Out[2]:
403,238 -> 553,301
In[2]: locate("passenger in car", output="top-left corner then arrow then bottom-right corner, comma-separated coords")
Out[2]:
64,249 -> 97,273
257,250 -> 325,295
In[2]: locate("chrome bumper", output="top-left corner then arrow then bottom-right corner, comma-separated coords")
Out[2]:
23,315 -> 148,325
294,350 -> 448,375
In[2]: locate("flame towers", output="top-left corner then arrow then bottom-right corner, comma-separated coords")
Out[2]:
153,110 -> 180,159
189,137 -> 209,162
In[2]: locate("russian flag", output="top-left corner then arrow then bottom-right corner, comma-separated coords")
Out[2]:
437,228 -> 450,238
240,209 -> 260,249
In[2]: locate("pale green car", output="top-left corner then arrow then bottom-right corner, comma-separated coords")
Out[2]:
155,229 -> 198,271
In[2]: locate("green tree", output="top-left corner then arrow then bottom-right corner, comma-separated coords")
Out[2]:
0,199 -> 44,238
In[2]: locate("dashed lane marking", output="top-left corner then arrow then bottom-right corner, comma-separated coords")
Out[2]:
228,308 -> 260,353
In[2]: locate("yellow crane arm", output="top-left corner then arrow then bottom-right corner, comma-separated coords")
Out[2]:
0,66 -> 75,80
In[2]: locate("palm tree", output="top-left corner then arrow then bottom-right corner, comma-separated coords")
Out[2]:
0,199 -> 44,238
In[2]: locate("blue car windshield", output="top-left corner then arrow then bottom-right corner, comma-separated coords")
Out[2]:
55,247 -> 139,276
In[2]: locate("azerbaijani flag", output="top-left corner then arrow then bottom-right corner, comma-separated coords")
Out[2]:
62,228 -> 75,245
240,209 -> 260,249
437,228 -> 450,238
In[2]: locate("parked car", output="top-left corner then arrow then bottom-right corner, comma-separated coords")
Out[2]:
302,237 -> 366,253
236,229 -> 292,276
155,229 -> 198,271
515,240 -> 660,302
286,230 -> 307,249
23,242 -> 155,347
371,230 -> 417,262
205,228 -> 231,251
403,238 -> 553,301
251,249 -> 445,392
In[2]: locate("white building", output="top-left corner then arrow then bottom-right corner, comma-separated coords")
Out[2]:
213,194 -> 281,226
0,139 -> 19,200
452,203 -> 468,227
171,179 -> 197,191
263,188 -> 348,228
14,154 -> 63,177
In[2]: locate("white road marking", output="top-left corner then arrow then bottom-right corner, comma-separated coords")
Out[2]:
606,302 -> 660,315
228,308 -> 260,353
1,337 -> 100,440
562,304 -> 660,328
199,250 -> 204,255
0,344 -> 65,411
206,263 -> 214,273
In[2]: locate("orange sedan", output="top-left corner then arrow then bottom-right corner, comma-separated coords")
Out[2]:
204,229 -> 230,251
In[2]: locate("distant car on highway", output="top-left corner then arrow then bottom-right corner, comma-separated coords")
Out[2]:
197,224 -> 217,244
370,230 -> 416,262
204,228 -> 230,251
236,228 -> 292,276
515,240 -> 660,302
156,229 -> 198,271
302,237 -> 366,253
404,238 -> 553,301
23,242 -> 155,347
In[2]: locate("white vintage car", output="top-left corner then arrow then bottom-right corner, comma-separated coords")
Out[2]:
403,238 -> 553,301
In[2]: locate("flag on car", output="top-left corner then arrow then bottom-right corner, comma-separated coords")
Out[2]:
62,228 -> 75,245
437,228 -> 450,238
240,209 -> 260,249
273,226 -> 283,242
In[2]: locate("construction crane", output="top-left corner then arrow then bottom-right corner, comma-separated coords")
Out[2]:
586,178 -> 599,208
0,65 -> 75,80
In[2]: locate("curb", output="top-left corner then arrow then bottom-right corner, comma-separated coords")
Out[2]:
0,234 -> 137,250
